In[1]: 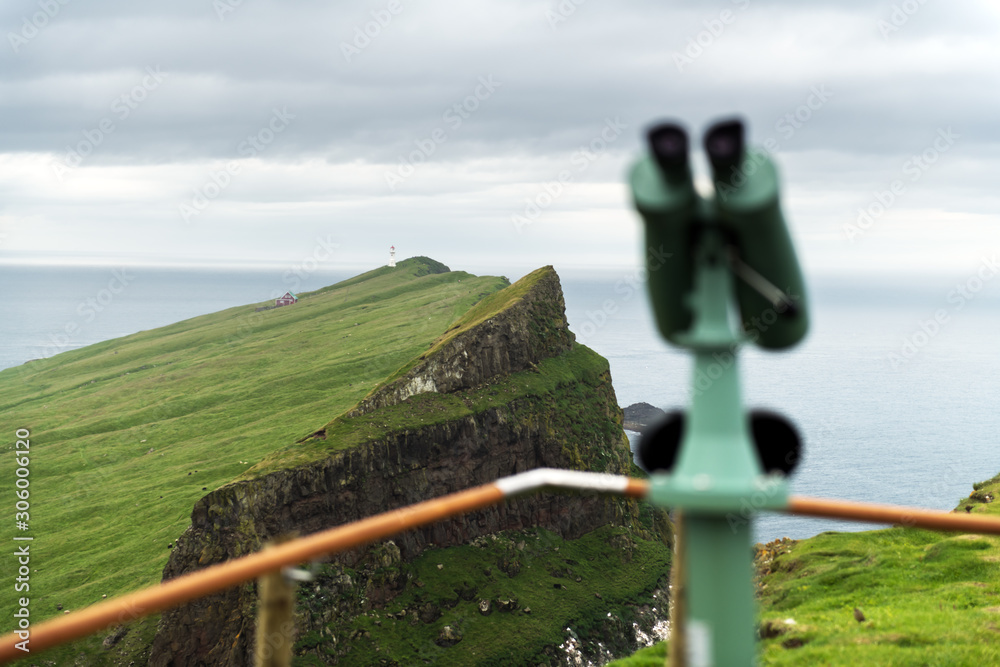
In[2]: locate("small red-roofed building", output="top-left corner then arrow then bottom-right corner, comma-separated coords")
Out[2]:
275,292 -> 298,307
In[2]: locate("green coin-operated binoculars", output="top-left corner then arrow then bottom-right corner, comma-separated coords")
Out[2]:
629,118 -> 807,665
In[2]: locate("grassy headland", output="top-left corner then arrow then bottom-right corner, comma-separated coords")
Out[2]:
0,258 -> 507,660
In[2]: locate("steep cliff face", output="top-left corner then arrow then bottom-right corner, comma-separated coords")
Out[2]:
149,266 -> 649,666
348,265 -> 574,415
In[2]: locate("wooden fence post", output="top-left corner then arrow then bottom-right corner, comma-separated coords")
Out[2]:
255,538 -> 297,667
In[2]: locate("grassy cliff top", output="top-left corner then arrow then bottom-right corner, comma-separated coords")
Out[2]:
241,264 -> 584,476
352,264 -> 558,407
428,264 -> 553,348
0,257 -> 508,628
302,256 -> 453,297
244,341 -> 615,478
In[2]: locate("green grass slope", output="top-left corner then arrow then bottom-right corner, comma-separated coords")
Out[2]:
247,337 -> 627,478
246,265 -> 594,477
752,474 -> 1000,665
314,524 -> 670,666
610,474 -> 1000,665
0,258 -> 508,659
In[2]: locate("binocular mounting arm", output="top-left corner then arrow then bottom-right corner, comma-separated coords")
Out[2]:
725,246 -> 799,317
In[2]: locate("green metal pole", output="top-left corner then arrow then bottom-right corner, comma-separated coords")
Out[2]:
682,515 -> 755,666
671,229 -> 761,666
680,337 -> 759,666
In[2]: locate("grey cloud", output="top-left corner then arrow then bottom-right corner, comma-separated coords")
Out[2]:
1,0 -> 999,271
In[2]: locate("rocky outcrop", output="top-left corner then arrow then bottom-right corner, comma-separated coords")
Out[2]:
348,265 -> 574,416
149,266 -> 635,666
623,402 -> 666,433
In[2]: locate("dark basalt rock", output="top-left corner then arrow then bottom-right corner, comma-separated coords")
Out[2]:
435,624 -> 463,647
623,402 -> 666,433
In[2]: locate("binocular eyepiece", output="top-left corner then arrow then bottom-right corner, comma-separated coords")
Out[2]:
630,118 -> 809,350
648,124 -> 690,177
703,119 -> 744,171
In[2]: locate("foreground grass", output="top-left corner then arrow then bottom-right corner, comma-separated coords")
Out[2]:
754,472 -> 1000,664
755,531 -> 1000,664
611,473 -> 1000,665
0,258 -> 507,663
609,641 -> 668,666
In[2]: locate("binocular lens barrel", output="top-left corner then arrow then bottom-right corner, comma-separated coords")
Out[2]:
704,118 -> 809,349
628,123 -> 698,343
630,118 -> 809,350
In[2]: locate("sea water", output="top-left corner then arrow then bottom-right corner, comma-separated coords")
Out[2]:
560,268 -> 1000,543
3,264 -> 999,543
0,265 -> 353,371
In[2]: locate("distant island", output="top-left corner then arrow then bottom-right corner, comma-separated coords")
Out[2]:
622,402 -> 665,433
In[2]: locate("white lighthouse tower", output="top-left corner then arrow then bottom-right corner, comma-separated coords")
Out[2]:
388,245 -> 396,268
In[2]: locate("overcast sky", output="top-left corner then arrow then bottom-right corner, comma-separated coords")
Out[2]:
1,0 -> 998,280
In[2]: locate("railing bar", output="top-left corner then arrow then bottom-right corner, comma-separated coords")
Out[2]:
786,495 -> 1000,534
